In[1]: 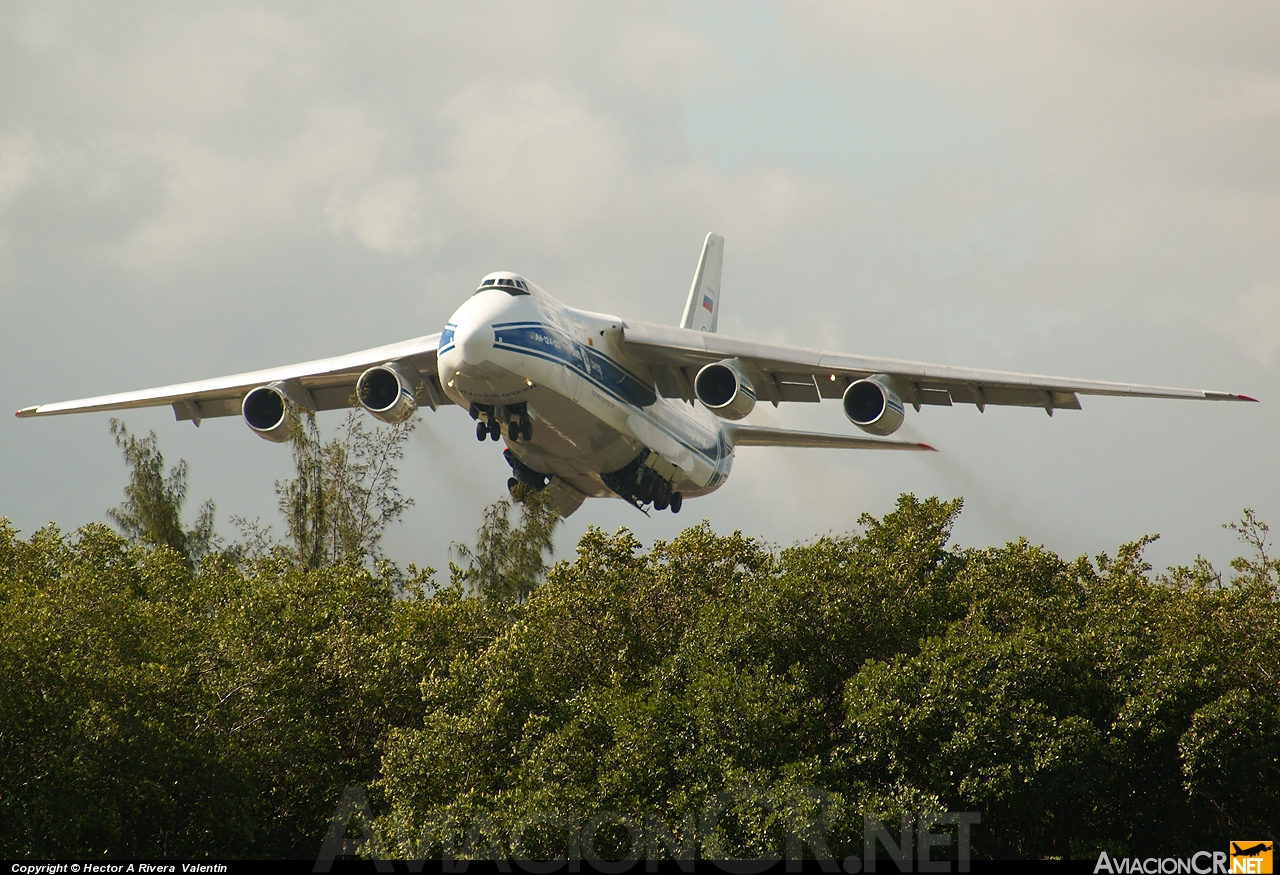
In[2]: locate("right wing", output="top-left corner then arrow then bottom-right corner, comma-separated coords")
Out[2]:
728,424 -> 935,451
621,320 -> 1256,411
16,333 -> 448,422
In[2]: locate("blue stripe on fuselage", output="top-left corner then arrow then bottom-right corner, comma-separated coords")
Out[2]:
492,323 -> 657,409
491,321 -> 729,471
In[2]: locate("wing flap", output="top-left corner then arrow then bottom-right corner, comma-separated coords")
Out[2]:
17,333 -> 446,420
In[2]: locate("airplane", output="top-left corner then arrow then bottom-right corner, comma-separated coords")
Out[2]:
17,233 -> 1258,517
1232,843 -> 1272,857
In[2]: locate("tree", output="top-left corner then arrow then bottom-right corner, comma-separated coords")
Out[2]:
276,410 -> 417,569
1224,507 -> 1280,597
451,487 -> 560,604
107,419 -> 215,567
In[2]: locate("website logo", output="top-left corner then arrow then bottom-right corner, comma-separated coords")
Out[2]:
1230,841 -> 1273,874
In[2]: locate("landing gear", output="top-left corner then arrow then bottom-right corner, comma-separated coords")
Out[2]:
505,411 -> 533,442
503,448 -> 550,492
504,417 -> 528,441
469,402 -> 533,444
600,451 -> 685,514
653,480 -> 671,511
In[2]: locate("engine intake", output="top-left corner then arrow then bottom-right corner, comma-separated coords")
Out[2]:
357,362 -> 421,424
843,376 -> 905,436
242,381 -> 306,443
694,359 -> 756,420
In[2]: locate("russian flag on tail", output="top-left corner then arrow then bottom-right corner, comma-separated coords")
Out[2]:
702,294 -> 714,313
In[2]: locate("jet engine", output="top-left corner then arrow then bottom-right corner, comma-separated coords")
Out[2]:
843,375 -> 905,436
242,381 -> 307,443
357,361 -> 421,424
694,359 -> 756,420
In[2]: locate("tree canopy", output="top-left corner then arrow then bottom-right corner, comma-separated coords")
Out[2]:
1,422 -> 1276,860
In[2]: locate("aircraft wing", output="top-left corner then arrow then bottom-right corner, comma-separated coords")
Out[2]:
728,424 -> 935,451
620,321 -> 1257,412
15,333 -> 447,423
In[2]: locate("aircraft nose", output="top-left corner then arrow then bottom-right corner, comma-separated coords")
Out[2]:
452,318 -> 493,366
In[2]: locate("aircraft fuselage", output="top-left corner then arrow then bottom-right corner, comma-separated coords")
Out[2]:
437,275 -> 733,508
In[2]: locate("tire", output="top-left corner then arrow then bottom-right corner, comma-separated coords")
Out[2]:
476,421 -> 488,441
670,492 -> 683,513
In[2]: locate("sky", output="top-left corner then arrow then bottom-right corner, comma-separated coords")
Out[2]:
2,2 -> 1278,575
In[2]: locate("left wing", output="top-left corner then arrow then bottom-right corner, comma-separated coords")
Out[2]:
16,333 -> 447,422
728,424 -> 934,451
621,321 -> 1257,412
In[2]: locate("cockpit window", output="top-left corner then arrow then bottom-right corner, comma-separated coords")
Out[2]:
474,275 -> 531,296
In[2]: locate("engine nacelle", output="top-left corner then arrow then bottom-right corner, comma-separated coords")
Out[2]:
694,359 -> 756,420
242,381 -> 307,443
843,375 -> 905,436
357,361 -> 421,424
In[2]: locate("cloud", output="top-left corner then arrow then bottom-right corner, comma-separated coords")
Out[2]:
0,131 -> 36,206
0,3 -> 1275,576
324,175 -> 432,255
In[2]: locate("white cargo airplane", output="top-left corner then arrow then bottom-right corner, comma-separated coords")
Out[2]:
17,234 -> 1257,516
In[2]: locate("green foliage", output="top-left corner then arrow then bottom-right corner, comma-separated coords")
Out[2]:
451,487 -> 561,604
107,419 -> 215,566
3,480 -> 1278,860
373,495 -> 1280,860
276,410 -> 416,569
0,516 -> 498,857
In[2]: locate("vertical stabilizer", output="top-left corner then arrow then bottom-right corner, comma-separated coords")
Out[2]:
679,232 -> 723,333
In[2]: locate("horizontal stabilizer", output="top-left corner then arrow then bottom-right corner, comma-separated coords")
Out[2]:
728,424 -> 935,452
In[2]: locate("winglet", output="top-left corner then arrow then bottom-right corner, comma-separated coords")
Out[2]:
1238,394 -> 1259,402
679,232 -> 723,333
917,443 -> 938,452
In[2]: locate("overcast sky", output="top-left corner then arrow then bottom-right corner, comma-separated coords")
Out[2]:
3,2 -> 1277,574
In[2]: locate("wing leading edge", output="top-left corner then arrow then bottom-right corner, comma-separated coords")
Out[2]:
16,333 -> 446,423
621,321 -> 1257,411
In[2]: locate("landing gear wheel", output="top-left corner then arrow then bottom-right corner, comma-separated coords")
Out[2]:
489,420 -> 501,441
507,477 -> 520,497
670,492 -> 683,514
476,421 -> 488,441
522,418 -> 533,441
653,481 -> 670,511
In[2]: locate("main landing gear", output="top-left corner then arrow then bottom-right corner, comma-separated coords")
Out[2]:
504,448 -> 550,501
600,450 -> 683,514
471,403 -> 533,443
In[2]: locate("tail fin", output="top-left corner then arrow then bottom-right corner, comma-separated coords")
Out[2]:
679,232 -> 723,333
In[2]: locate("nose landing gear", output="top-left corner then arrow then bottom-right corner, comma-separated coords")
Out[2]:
504,413 -> 533,442
470,403 -> 533,442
